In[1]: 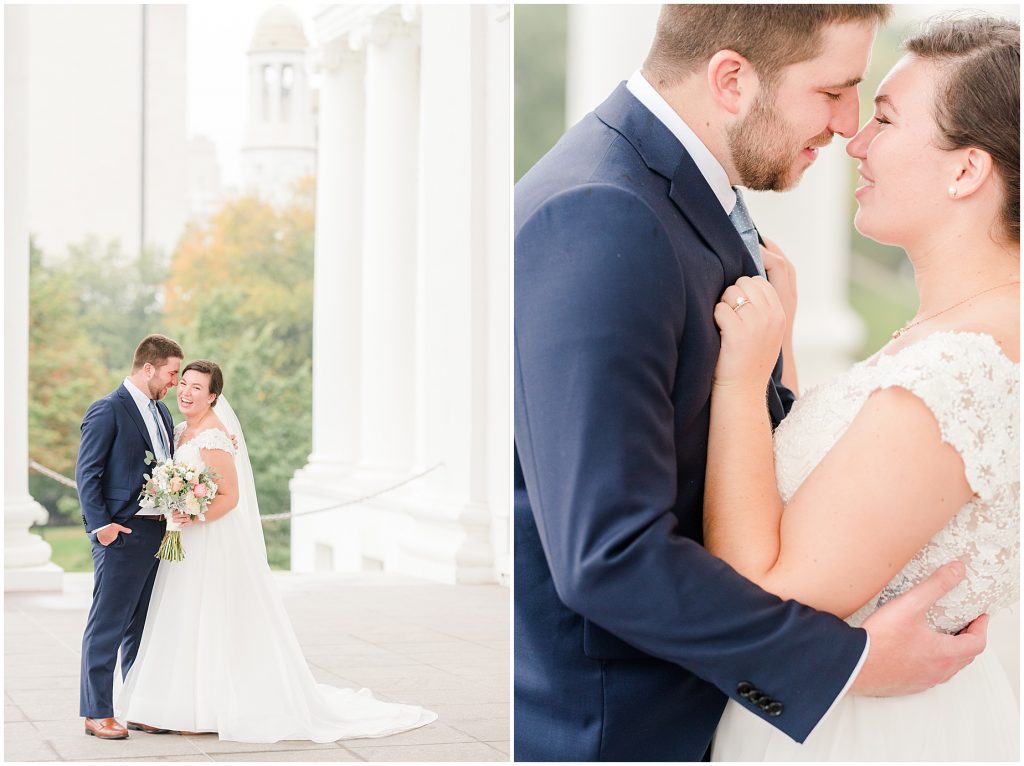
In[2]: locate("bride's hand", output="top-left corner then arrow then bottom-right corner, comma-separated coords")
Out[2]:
712,276 -> 786,391
760,237 -> 797,340
171,510 -> 194,527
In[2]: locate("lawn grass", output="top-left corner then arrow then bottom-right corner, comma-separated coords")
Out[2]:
36,524 -> 290,572
36,525 -> 93,572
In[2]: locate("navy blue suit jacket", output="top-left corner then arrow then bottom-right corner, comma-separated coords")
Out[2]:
514,84 -> 867,761
76,384 -> 175,532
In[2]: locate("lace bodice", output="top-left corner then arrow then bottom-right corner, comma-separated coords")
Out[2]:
774,332 -> 1019,633
173,423 -> 236,469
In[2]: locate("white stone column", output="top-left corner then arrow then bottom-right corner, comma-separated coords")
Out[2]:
358,9 -> 420,474
249,61 -> 263,124
305,39 -> 365,477
5,5 -> 63,592
384,3 -> 494,584
745,147 -> 864,389
267,63 -> 280,125
485,5 -> 512,585
565,4 -> 660,128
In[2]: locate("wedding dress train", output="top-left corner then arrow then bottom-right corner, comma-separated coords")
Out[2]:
115,398 -> 436,743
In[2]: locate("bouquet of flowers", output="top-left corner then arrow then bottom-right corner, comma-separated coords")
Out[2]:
139,451 -> 219,562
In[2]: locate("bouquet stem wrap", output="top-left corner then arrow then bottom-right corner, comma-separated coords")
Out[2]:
156,517 -> 186,562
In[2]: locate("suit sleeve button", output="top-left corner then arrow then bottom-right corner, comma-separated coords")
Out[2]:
767,701 -> 784,716
736,681 -> 754,698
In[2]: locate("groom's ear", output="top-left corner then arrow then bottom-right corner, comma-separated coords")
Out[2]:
951,146 -> 994,200
707,50 -> 755,116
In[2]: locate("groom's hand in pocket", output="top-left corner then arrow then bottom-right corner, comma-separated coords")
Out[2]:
851,560 -> 988,696
97,523 -> 131,547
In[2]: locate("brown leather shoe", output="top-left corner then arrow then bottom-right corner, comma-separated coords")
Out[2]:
84,717 -> 129,739
127,721 -> 172,734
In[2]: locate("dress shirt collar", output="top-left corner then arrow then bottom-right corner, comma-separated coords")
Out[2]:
123,377 -> 156,412
626,69 -> 737,214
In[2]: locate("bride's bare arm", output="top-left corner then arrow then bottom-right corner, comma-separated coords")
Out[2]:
197,447 -> 239,523
704,277 -> 973,618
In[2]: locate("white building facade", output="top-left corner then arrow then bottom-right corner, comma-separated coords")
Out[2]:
241,5 -> 317,205
290,4 -> 510,586
6,5 -> 64,592
24,5 -> 188,262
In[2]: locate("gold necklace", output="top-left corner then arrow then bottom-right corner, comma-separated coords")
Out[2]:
892,280 -> 1020,339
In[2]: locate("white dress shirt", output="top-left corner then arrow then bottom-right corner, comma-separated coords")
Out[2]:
626,69 -> 738,215
626,67 -> 869,725
89,378 -> 169,533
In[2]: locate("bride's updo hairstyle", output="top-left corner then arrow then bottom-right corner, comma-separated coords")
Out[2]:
904,15 -> 1020,242
181,359 -> 224,407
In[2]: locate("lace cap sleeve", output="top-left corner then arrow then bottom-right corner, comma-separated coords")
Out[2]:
193,428 -> 236,456
872,332 -> 1019,500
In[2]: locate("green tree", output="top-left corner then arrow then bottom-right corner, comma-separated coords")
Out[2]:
63,237 -> 173,373
28,238 -> 110,524
163,176 -> 317,568
515,4 -> 568,181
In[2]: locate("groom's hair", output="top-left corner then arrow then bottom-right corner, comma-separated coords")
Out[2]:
644,5 -> 893,88
132,334 -> 184,372
904,14 -> 1020,242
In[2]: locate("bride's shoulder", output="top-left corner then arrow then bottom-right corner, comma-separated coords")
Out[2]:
194,426 -> 236,455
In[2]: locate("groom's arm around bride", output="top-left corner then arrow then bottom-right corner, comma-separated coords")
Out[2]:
513,5 -> 987,762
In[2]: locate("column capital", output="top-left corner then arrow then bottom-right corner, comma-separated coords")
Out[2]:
315,37 -> 365,73
491,5 -> 510,24
366,7 -> 420,48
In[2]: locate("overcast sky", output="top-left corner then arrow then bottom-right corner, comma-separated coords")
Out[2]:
187,2 -> 319,188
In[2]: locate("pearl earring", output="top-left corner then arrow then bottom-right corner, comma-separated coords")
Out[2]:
948,185 -> 958,199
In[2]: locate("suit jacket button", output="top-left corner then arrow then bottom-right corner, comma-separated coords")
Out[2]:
767,701 -> 784,716
757,697 -> 773,711
747,691 -> 765,704
736,681 -> 754,698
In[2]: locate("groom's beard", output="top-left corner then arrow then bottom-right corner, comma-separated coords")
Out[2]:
147,379 -> 166,399
728,92 -> 830,192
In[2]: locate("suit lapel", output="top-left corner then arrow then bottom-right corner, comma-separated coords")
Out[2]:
117,384 -> 157,456
667,160 -> 753,284
594,83 -> 756,285
595,83 -> 787,422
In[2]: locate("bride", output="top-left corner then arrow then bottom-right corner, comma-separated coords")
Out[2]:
114,360 -> 437,742
707,16 -> 1018,761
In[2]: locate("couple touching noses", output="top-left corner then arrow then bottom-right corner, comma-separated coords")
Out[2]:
515,4 -> 1018,762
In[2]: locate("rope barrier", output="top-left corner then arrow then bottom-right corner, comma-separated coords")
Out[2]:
28,460 -> 78,489
28,460 -> 443,523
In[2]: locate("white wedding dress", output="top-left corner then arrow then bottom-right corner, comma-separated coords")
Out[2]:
114,397 -> 437,742
712,332 -> 1019,761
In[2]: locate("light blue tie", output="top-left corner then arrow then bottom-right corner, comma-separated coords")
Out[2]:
729,187 -> 766,277
148,399 -> 170,461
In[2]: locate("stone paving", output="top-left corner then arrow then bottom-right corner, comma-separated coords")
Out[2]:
5,572 -> 509,762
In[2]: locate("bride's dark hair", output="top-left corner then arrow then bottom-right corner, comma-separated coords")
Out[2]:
904,14 -> 1020,242
182,359 -> 224,406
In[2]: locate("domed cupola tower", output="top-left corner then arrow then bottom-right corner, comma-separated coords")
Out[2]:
241,5 -> 316,204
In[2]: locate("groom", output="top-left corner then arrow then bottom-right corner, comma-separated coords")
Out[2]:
515,5 -> 988,761
77,334 -> 182,739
